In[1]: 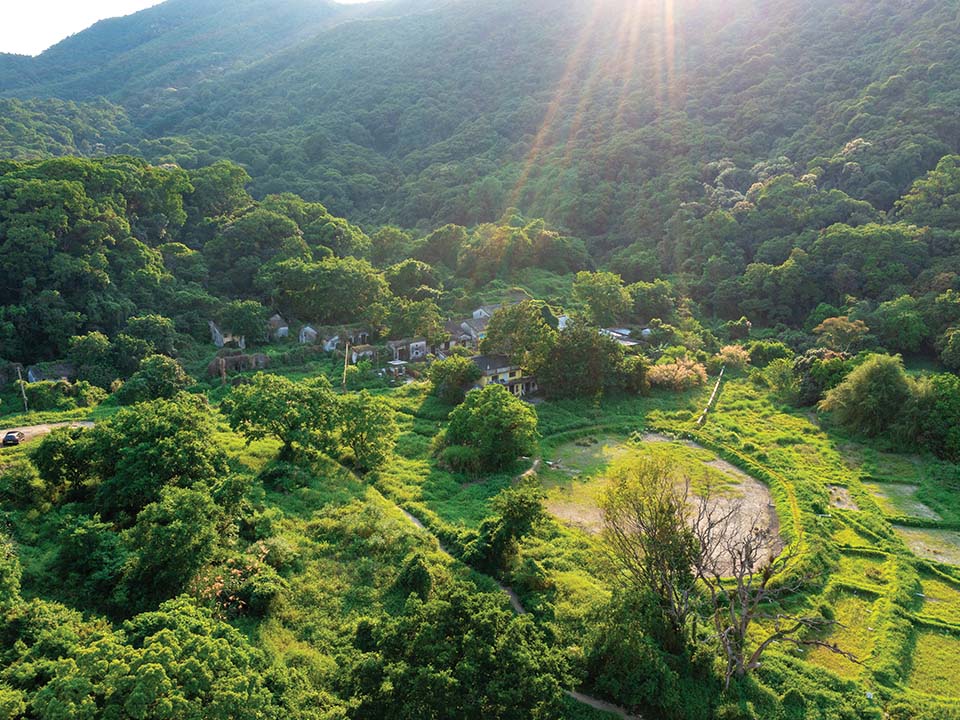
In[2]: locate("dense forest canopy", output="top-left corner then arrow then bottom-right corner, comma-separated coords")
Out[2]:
4,0 -> 960,253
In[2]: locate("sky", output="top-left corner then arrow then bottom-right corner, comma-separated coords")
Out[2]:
0,0 -> 371,56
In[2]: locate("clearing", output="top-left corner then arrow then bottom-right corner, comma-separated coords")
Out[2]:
827,485 -> 859,511
865,482 -> 941,520
1,421 -> 94,447
541,433 -> 779,548
893,527 -> 960,566
919,575 -> 960,625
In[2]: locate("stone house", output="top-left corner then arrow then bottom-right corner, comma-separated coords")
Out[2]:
209,321 -> 246,350
387,337 -> 428,362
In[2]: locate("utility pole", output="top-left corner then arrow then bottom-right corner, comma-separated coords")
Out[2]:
342,341 -> 350,393
16,366 -> 28,413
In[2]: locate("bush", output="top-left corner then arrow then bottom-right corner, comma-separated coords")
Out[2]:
745,340 -> 793,367
391,552 -> 433,600
438,444 -> 482,474
0,462 -> 42,508
939,327 -> 960,372
18,379 -> 106,411
820,354 -> 913,437
709,345 -> 751,374
648,358 -> 708,391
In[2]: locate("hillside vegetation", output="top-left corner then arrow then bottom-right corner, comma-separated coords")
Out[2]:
2,1 -> 960,719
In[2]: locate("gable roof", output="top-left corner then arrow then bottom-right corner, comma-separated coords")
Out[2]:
471,354 -> 513,374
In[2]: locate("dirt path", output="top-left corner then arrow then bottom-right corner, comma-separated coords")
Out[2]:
396,506 -> 638,718
565,691 -> 642,720
3,421 -> 94,443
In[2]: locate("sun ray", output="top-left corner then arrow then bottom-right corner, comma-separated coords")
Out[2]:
505,0 -> 606,212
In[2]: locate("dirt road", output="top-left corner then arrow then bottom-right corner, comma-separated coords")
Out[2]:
3,421 -> 94,444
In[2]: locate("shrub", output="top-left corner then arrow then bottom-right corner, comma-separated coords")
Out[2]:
648,358 -> 708,391
438,444 -> 482,474
939,326 -> 960,372
746,340 -> 793,367
710,345 -> 751,374
391,552 -> 433,600
820,354 -> 913,437
18,379 -> 106,411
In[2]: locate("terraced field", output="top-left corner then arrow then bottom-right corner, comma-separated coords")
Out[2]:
373,377 -> 960,717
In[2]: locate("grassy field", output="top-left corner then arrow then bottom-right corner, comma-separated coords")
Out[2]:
909,630 -> 960,698
805,592 -> 877,679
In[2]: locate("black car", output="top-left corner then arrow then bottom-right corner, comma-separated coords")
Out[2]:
2,431 -> 25,447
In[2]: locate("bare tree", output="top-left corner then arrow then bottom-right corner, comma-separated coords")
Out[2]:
692,496 -> 859,688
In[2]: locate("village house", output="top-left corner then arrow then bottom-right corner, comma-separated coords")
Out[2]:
209,320 -> 246,350
470,354 -> 539,398
350,344 -> 376,364
601,327 -> 640,348
268,314 -> 290,340
299,325 -> 371,351
25,361 -> 76,384
387,337 -> 428,362
386,359 -> 408,380
299,325 -> 319,345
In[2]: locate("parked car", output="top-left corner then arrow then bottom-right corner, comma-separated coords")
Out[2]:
2,431 -> 25,447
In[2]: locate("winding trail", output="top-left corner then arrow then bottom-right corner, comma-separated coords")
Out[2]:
395,505 -> 640,719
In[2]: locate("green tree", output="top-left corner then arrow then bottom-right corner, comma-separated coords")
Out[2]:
480,300 -> 558,374
387,298 -> 446,345
871,296 -> 929,353
220,300 -> 269,345
305,216 -> 371,258
939,327 -> 960,372
345,587 -> 566,720
572,271 -> 632,326
68,331 -> 117,388
204,208 -> 309,297
90,394 -> 230,521
384,258 -> 439,298
124,314 -> 177,356
223,373 -> 339,456
54,515 -> 128,615
186,160 -> 253,221
265,257 -> 392,327
820,354 -> 914,437
339,392 -> 399,471
120,486 -> 221,612
813,316 -> 870,353
896,155 -> 960,230
414,224 -> 467,270
429,356 -> 482,405
116,354 -> 193,405
537,320 -> 625,399
444,384 -> 538,472
462,480 -> 545,575
913,373 -> 960,462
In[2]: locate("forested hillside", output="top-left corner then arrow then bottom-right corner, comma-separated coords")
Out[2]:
4,0 -> 960,252
4,2 -> 960,719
